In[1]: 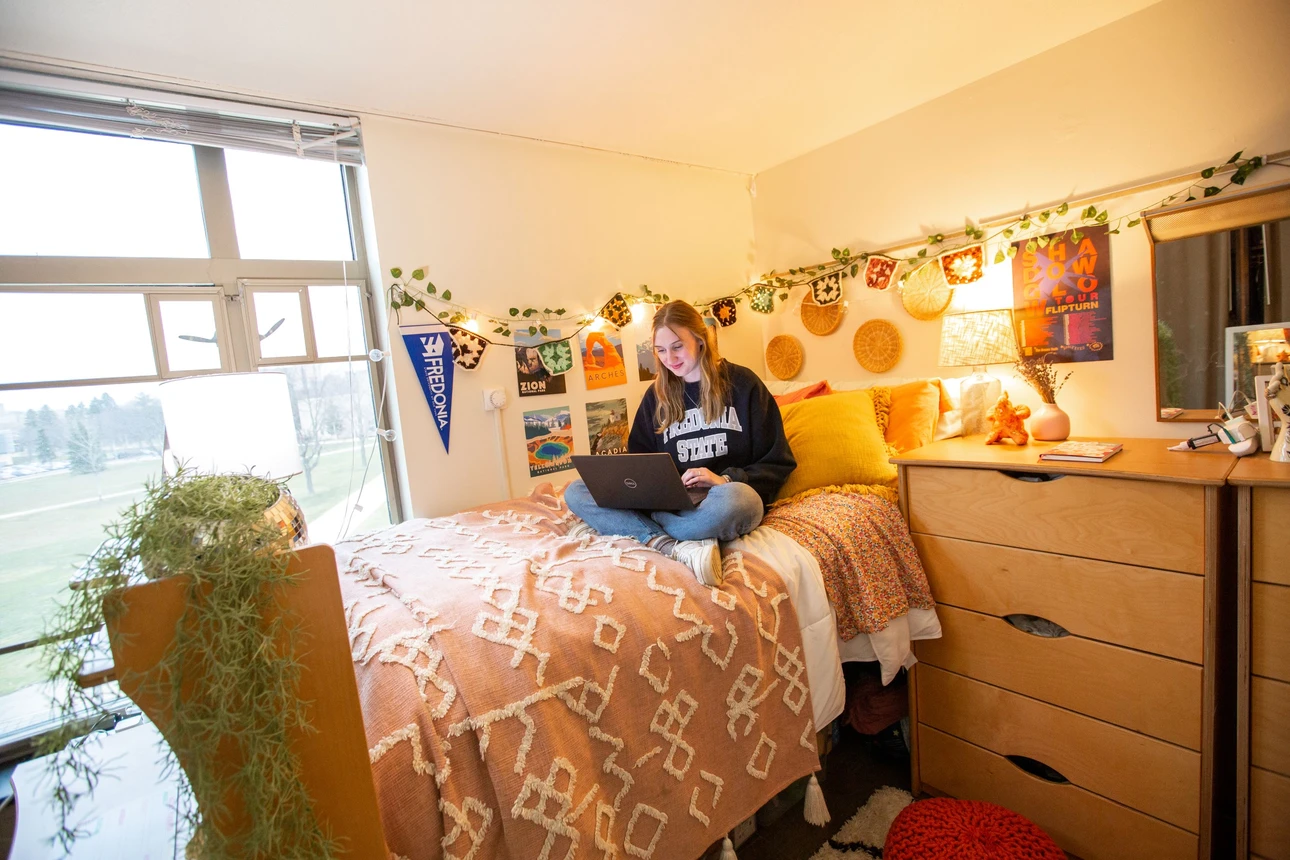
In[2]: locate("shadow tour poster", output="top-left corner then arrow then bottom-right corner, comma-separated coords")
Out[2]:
1011,224 -> 1113,363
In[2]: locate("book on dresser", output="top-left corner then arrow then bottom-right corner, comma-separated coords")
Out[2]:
1038,440 -> 1123,462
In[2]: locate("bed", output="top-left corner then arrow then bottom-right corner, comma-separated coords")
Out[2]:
335,377 -> 946,860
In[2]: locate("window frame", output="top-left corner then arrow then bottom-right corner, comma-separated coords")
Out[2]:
0,140 -> 401,518
0,132 -> 402,755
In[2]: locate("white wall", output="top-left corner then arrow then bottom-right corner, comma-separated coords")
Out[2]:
359,115 -> 761,518
750,0 -> 1290,438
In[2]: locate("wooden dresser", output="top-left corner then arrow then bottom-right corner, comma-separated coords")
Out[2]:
1231,456 -> 1290,860
891,438 -> 1236,860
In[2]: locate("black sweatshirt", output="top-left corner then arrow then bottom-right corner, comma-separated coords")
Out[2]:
627,361 -> 796,505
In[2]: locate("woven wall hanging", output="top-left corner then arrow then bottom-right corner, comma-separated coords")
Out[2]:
863,256 -> 899,291
711,297 -> 738,327
799,291 -> 843,336
810,272 -> 843,306
939,244 -> 985,285
900,263 -> 953,321
600,292 -> 632,328
766,334 -> 803,379
853,319 -> 902,373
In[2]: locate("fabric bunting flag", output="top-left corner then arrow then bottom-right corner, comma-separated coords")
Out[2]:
447,325 -> 489,370
750,285 -> 776,314
939,244 -> 985,285
863,256 -> 899,291
600,293 -> 632,329
810,272 -> 843,306
711,297 -> 738,327
401,330 -> 454,454
536,338 -> 575,375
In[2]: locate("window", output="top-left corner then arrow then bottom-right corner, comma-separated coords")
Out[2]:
0,124 -> 209,258
0,119 -> 399,751
225,150 -> 354,261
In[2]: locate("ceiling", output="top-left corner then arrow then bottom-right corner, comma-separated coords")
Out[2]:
0,0 -> 1163,174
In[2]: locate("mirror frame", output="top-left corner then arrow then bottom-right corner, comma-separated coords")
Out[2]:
1146,181 -> 1290,422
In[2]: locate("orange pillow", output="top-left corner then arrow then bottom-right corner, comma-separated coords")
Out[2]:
773,380 -> 833,407
884,379 -> 942,453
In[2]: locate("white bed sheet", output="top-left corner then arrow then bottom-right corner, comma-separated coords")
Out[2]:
728,525 -> 943,722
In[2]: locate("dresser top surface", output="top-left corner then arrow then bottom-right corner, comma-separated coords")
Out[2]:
891,436 -> 1236,486
1228,454 -> 1290,486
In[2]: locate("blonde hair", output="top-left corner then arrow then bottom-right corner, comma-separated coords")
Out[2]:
650,301 -> 729,433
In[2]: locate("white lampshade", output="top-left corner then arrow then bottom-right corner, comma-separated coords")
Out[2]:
160,372 -> 303,479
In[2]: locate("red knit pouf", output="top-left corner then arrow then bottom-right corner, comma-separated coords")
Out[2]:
884,798 -> 1065,859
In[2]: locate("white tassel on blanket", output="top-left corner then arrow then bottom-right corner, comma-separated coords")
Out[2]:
804,773 -> 831,826
720,835 -> 738,860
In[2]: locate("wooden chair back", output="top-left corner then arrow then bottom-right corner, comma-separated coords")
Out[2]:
106,544 -> 387,857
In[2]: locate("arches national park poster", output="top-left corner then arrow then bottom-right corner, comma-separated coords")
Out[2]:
1011,224 -> 1113,363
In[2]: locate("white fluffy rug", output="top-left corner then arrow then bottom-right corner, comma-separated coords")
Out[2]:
807,786 -> 914,859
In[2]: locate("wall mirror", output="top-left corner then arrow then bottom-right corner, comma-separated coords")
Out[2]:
1148,182 -> 1290,421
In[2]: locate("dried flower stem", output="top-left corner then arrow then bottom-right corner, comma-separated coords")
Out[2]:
1014,354 -> 1072,404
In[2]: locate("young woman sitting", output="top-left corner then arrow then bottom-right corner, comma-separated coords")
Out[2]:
565,300 -> 796,585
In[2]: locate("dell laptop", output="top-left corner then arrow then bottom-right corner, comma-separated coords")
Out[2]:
571,453 -> 699,511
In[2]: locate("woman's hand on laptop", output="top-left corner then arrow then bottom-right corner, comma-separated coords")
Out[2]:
681,467 -> 730,488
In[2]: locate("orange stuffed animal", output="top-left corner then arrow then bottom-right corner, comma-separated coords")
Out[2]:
985,391 -> 1031,446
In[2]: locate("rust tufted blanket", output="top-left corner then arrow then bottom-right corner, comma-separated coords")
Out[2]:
334,484 -> 819,860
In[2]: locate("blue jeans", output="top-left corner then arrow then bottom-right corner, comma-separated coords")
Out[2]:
564,479 -> 765,543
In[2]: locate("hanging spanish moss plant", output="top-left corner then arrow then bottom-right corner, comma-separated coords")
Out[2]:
41,469 -> 342,859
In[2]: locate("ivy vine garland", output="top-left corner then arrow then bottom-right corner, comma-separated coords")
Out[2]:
383,149 -> 1268,347
41,471 -> 340,859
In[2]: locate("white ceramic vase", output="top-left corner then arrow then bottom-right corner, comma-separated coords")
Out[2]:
1030,401 -> 1071,442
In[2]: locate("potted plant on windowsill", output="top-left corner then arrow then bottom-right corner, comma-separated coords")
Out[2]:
40,469 -> 341,859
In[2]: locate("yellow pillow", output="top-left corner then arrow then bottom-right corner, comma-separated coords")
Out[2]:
776,389 -> 897,501
883,379 -> 943,453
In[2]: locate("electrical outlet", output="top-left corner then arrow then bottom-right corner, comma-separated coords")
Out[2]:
483,388 -> 507,411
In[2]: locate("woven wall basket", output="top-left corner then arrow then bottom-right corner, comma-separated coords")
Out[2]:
766,334 -> 804,379
900,262 -> 953,321
800,292 -> 844,336
853,319 -> 902,373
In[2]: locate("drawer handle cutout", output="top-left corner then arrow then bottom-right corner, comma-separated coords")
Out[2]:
999,470 -> 1065,483
1003,614 -> 1070,638
1005,755 -> 1070,784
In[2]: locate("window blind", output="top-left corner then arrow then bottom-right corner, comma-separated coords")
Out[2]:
0,75 -> 362,165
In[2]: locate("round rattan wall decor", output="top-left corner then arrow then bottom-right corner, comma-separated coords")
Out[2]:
799,292 -> 844,336
853,319 -> 902,373
900,262 -> 953,321
766,334 -> 804,379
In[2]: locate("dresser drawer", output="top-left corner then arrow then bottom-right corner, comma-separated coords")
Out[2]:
916,606 -> 1202,749
905,466 -> 1206,573
920,726 -> 1198,860
916,665 -> 1199,831
1252,676 -> 1290,775
1253,486 -> 1290,586
1253,582 -> 1290,682
914,534 -> 1203,663
1252,766 -> 1290,860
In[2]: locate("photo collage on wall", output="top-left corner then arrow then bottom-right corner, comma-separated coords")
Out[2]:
1011,224 -> 1114,363
516,323 -> 640,477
